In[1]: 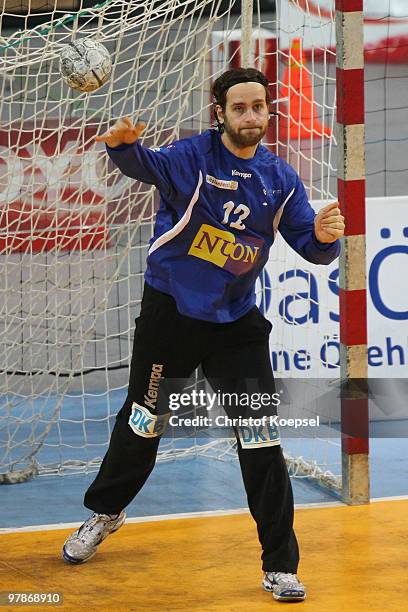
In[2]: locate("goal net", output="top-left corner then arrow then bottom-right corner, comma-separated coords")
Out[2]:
0,0 -> 365,493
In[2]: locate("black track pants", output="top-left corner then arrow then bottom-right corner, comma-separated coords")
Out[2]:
84,282 -> 299,572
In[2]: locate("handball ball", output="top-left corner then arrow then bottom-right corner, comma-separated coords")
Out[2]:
60,39 -> 112,93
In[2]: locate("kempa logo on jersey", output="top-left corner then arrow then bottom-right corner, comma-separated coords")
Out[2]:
128,403 -> 168,438
143,363 -> 163,410
188,223 -> 262,275
232,169 -> 252,179
206,174 -> 238,190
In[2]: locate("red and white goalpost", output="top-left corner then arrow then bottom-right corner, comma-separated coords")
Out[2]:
0,0 -> 370,503
335,0 -> 369,504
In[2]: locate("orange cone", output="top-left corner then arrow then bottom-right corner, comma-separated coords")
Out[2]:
279,38 -> 332,140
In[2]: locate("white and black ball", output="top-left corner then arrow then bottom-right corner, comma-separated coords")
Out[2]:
60,39 -> 112,93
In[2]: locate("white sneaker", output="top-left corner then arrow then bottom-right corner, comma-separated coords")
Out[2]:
262,572 -> 306,601
62,511 -> 126,564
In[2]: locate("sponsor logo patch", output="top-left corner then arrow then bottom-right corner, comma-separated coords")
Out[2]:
206,174 -> 238,190
238,422 -> 280,449
188,223 -> 263,275
128,403 -> 169,438
263,188 -> 282,196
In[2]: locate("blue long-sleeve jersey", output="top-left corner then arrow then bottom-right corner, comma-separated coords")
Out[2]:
106,129 -> 340,323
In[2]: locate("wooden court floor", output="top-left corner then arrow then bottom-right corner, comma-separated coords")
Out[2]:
0,499 -> 406,611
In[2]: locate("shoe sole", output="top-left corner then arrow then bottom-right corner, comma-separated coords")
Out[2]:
262,582 -> 306,602
62,513 -> 126,565
62,547 -> 96,564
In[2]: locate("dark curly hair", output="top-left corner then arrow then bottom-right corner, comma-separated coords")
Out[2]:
212,68 -> 271,132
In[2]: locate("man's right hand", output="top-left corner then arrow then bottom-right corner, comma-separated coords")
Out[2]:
95,117 -> 146,148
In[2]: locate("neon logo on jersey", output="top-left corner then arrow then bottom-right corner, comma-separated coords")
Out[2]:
188,223 -> 263,275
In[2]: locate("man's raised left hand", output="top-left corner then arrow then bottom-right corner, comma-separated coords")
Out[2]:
314,202 -> 345,243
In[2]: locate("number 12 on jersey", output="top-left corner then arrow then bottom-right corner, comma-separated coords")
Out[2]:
221,201 -> 250,230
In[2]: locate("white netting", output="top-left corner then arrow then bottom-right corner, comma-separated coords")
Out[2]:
0,0 -> 236,481
264,0 -> 341,489
0,0 -> 343,489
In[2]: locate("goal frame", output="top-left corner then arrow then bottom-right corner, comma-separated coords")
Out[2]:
0,0 -> 370,504
335,0 -> 369,504
241,0 -> 369,504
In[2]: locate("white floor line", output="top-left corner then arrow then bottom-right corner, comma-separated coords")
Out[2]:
1,496 -> 406,535
0,501 -> 345,534
371,494 -> 408,502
